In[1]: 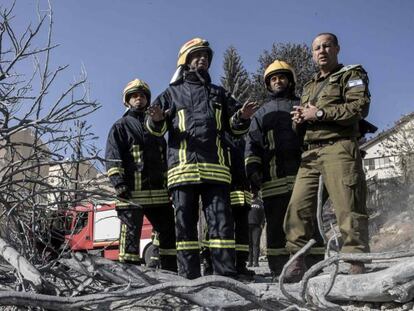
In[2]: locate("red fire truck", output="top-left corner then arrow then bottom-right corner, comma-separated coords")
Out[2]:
64,202 -> 154,263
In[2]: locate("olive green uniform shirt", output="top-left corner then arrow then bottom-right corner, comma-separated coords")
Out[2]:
300,64 -> 370,142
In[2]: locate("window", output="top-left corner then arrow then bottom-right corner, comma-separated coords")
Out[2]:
364,156 -> 393,170
364,158 -> 375,170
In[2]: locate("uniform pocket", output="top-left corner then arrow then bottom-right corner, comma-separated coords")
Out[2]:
342,172 -> 358,187
341,170 -> 368,221
321,83 -> 341,98
337,139 -> 357,160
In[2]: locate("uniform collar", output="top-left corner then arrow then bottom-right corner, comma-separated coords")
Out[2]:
184,69 -> 211,85
268,90 -> 297,100
313,64 -> 344,82
126,108 -> 146,119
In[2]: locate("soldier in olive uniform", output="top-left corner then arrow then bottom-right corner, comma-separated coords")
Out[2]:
284,33 -> 370,283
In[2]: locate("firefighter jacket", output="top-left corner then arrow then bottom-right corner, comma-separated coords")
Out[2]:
145,70 -> 250,189
105,108 -> 169,208
224,134 -> 252,206
245,95 -> 302,199
298,64 -> 370,142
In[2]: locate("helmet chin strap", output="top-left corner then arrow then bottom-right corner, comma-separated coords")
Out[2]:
194,69 -> 207,85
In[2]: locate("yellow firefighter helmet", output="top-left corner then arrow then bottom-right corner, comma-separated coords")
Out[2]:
263,60 -> 297,89
177,37 -> 213,68
122,79 -> 151,106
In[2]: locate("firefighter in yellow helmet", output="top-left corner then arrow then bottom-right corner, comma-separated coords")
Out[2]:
245,60 -> 302,280
105,79 -> 177,272
146,38 -> 259,279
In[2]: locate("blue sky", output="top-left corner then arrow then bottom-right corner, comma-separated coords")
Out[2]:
5,0 -> 414,156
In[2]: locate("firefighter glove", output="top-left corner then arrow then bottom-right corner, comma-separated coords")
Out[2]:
115,184 -> 131,199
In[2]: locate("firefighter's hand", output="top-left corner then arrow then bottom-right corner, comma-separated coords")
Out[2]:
147,105 -> 167,122
239,101 -> 259,120
115,184 -> 131,200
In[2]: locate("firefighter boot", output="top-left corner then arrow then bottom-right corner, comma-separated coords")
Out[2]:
236,255 -> 255,280
270,255 -> 289,282
236,263 -> 255,277
201,248 -> 213,276
283,255 -> 307,283
247,252 -> 253,267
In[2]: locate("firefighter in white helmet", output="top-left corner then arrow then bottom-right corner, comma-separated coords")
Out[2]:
245,60 -> 302,280
146,38 -> 259,279
105,79 -> 177,271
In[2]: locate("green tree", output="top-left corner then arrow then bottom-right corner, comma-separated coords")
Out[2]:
220,46 -> 251,103
251,43 -> 317,102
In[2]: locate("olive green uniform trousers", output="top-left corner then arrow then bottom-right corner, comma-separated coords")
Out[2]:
284,138 -> 369,254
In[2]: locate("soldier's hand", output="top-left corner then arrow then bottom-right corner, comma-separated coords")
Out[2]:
291,105 -> 304,124
302,103 -> 318,121
147,105 -> 166,122
239,101 -> 259,120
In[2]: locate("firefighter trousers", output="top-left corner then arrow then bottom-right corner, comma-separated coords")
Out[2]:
248,225 -> 262,265
263,194 -> 291,274
117,204 -> 177,272
233,203 -> 250,271
172,183 -> 236,279
202,203 -> 250,273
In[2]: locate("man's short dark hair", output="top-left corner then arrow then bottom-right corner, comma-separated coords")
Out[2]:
315,33 -> 339,46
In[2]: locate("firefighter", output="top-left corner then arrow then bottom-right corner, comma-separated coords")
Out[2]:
285,33 -> 370,282
105,79 -> 177,272
146,38 -> 258,279
227,134 -> 254,277
247,195 -> 265,267
245,60 -> 302,280
147,231 -> 160,269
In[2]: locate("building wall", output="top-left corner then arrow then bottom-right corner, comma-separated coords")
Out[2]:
362,139 -> 400,180
361,116 -> 414,181
0,129 -> 50,200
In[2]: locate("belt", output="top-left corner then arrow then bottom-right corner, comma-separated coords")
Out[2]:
304,137 -> 351,151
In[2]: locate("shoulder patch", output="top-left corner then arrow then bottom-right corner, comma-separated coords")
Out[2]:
347,79 -> 364,88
